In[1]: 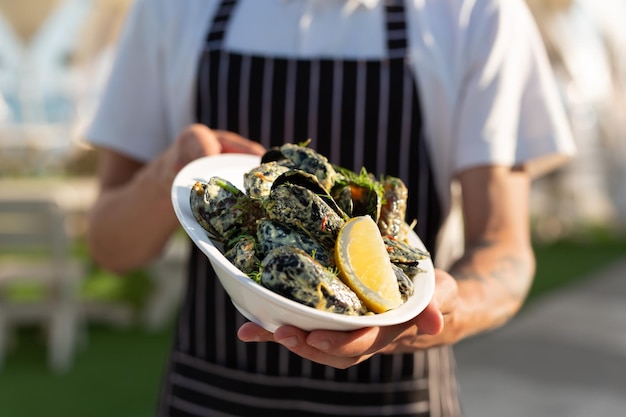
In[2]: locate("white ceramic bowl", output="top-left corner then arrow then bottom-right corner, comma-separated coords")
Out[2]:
171,154 -> 435,332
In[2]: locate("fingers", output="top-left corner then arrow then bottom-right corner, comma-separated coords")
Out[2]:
237,321 -> 276,342
238,322 -> 374,368
273,326 -> 376,369
215,129 -> 266,155
302,326 -> 383,357
238,322 -> 392,368
174,124 -> 266,170
175,124 -> 222,169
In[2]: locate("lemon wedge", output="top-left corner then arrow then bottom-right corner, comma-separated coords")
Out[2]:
335,215 -> 403,313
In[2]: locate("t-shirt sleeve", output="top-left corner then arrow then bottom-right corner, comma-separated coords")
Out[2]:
452,0 -> 576,178
86,0 -> 170,163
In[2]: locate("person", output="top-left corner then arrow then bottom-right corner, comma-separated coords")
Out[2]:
84,0 -> 576,416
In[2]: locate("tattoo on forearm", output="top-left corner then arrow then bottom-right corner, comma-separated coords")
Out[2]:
452,239 -> 531,300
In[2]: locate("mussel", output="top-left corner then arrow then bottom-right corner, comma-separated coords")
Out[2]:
278,142 -> 338,191
392,264 -> 415,302
190,177 -> 264,242
331,165 -> 383,222
378,176 -> 409,239
265,182 -> 345,249
256,218 -> 334,267
260,247 -> 367,316
272,170 -> 349,221
383,236 -> 429,276
224,234 -> 261,276
243,161 -> 293,199
260,141 -> 338,191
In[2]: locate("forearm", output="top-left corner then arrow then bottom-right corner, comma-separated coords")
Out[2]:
87,125 -> 267,274
87,155 -> 180,274
398,166 -> 535,349
446,236 -> 535,342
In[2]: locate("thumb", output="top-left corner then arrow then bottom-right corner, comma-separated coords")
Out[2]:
415,301 -> 444,335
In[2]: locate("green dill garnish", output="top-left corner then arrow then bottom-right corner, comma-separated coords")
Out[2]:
247,268 -> 262,284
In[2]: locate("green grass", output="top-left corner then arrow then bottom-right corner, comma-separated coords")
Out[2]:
528,235 -> 626,301
0,325 -> 173,417
0,235 -> 624,417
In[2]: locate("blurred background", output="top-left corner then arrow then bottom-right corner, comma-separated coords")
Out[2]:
0,1 -> 624,416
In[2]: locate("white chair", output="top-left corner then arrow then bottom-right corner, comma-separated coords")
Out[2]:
143,236 -> 189,331
0,198 -> 85,373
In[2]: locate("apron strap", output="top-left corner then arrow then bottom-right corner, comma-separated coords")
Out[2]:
385,0 -> 409,58
205,0 -> 239,50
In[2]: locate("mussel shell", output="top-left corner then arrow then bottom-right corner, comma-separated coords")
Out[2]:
349,183 -> 381,221
266,183 -> 345,249
272,169 -> 327,194
190,181 -> 217,236
330,185 -> 354,217
189,177 -> 263,241
330,165 -> 383,222
279,143 -> 337,191
257,218 -> 334,267
260,247 -> 367,316
243,161 -> 292,199
271,170 -> 349,221
224,235 -> 260,276
190,178 -> 242,239
378,176 -> 408,239
383,236 -> 429,276
392,264 -> 414,302
260,146 -> 286,164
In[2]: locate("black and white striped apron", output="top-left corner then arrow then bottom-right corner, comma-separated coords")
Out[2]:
158,1 -> 461,416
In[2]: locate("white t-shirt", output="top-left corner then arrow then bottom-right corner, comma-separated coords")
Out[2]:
87,0 -> 576,263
